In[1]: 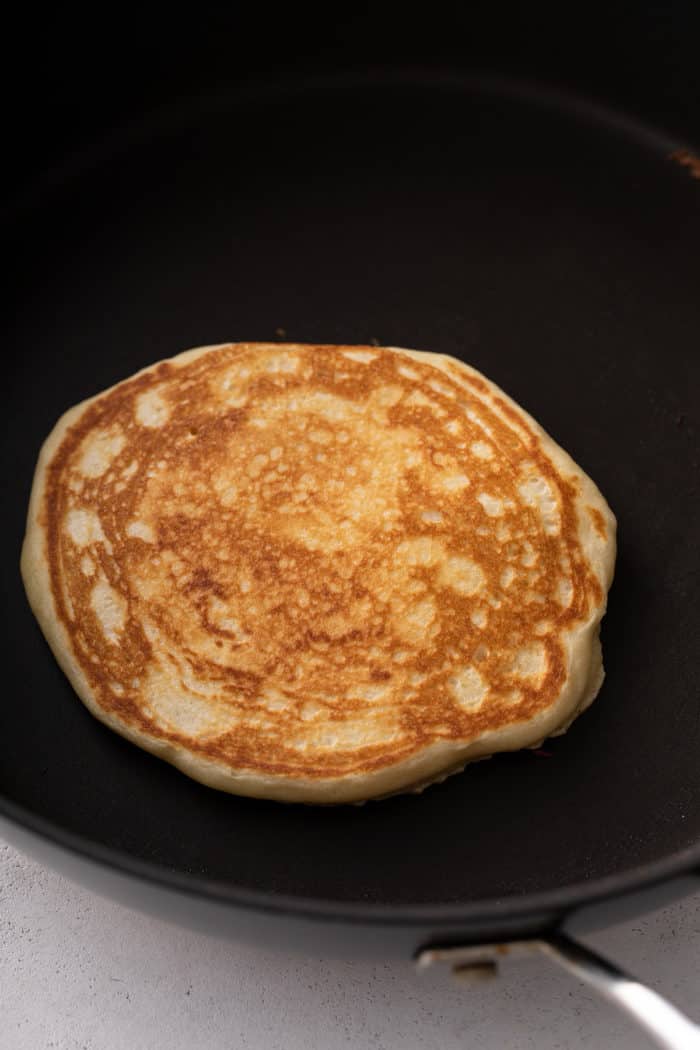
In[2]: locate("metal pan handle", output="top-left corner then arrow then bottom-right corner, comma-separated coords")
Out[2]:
417,933 -> 700,1050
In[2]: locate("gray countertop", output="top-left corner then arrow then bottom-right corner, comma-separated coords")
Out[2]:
2,840 -> 699,1050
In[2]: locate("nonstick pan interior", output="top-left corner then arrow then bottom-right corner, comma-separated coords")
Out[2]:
2,74 -> 700,918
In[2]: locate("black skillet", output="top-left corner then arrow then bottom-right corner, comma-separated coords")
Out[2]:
1,14 -> 700,1047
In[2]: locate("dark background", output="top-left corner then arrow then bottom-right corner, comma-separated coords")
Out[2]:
2,4 -> 698,200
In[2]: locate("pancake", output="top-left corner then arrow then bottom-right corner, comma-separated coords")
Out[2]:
21,343 -> 616,803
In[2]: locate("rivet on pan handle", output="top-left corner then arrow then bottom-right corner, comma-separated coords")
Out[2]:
416,934 -> 700,1050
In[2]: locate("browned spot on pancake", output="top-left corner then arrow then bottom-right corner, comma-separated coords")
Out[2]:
44,344 -> 605,779
588,506 -> 607,540
463,374 -> 489,395
492,395 -> 536,436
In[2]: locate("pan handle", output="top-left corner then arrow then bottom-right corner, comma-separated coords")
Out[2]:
417,933 -> 700,1050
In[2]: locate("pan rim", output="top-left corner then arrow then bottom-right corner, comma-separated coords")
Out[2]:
4,67 -> 699,930
2,65 -> 693,230
1,795 -> 698,927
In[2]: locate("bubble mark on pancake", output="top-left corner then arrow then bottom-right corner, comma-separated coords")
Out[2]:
135,387 -> 170,427
449,666 -> 486,710
90,578 -> 127,643
77,427 -> 125,478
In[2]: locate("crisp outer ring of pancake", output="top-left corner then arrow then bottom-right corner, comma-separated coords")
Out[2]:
21,344 -> 616,804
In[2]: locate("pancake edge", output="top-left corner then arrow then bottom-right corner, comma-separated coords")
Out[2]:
21,343 -> 617,804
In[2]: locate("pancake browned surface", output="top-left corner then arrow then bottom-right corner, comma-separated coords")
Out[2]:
21,344 -> 616,803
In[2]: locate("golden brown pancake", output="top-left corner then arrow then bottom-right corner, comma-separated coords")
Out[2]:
21,344 -> 616,803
